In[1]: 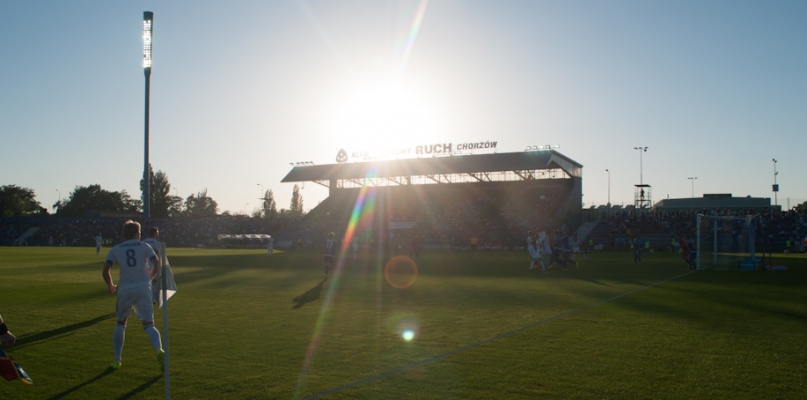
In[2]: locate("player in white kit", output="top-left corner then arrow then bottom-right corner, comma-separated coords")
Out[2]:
527,230 -> 546,271
102,220 -> 164,371
94,234 -> 103,255
142,227 -> 175,307
267,236 -> 274,256
526,231 -> 537,270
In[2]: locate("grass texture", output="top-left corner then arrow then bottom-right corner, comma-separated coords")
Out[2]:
0,246 -> 805,399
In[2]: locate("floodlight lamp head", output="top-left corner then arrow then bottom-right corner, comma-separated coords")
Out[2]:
143,12 -> 153,70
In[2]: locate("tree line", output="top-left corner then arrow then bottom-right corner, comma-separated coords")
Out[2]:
0,167 -> 305,218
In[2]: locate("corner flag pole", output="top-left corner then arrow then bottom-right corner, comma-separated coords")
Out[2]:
161,242 -> 171,400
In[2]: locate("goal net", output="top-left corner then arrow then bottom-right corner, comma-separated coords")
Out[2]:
696,214 -> 758,271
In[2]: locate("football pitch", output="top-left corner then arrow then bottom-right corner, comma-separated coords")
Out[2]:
1,246 -> 805,399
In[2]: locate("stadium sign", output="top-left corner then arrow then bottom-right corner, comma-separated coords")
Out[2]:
339,141 -> 498,162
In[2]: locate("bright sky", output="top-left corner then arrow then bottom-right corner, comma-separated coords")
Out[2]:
2,1 -> 806,215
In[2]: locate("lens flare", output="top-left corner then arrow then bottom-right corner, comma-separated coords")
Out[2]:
384,256 -> 418,289
402,329 -> 415,341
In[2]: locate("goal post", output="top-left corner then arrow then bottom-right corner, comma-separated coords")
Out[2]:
696,214 -> 758,270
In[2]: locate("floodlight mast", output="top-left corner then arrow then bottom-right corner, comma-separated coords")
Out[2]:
772,158 -> 778,207
143,11 -> 153,218
633,146 -> 648,185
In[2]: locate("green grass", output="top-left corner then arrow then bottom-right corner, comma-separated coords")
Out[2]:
1,246 -> 805,399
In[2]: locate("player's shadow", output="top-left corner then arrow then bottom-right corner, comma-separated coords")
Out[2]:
46,368 -> 115,400
115,375 -> 162,400
292,278 -> 327,309
13,313 -> 116,350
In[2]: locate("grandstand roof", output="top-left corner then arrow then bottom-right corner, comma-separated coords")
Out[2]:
281,150 -> 582,182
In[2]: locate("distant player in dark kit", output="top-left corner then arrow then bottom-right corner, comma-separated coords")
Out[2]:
409,236 -> 419,260
323,232 -> 337,275
686,237 -> 698,270
632,237 -> 643,264
550,230 -> 570,270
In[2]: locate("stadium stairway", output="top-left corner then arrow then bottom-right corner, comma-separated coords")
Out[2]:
15,227 -> 39,245
572,221 -> 598,242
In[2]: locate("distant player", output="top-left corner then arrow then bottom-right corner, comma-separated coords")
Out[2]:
323,232 -> 337,275
632,237 -> 643,264
141,227 -> 161,256
469,236 -> 478,258
102,220 -> 164,371
536,231 -> 552,268
550,230 -> 570,270
267,236 -> 274,256
94,233 -> 103,255
570,234 -> 589,263
351,237 -> 358,260
676,235 -> 691,269
686,237 -> 698,270
526,231 -> 545,271
142,227 -> 173,305
409,236 -> 419,260
803,237 -> 807,258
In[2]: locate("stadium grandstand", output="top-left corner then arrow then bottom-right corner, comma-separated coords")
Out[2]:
3,150 -> 803,254
280,150 -> 584,249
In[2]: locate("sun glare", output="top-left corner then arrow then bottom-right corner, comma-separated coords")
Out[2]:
328,80 -> 437,152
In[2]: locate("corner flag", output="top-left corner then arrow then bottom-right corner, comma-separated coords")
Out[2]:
0,349 -> 32,385
152,253 -> 177,309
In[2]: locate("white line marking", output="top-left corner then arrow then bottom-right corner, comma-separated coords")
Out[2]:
303,270 -> 697,399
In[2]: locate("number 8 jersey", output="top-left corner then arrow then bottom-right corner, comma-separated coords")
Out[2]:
105,239 -> 158,289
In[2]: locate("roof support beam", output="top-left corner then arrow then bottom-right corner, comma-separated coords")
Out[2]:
387,176 -> 406,185
425,175 -> 440,183
468,173 -> 482,182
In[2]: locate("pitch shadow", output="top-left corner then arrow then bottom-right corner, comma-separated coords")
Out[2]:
13,313 -> 116,350
292,278 -> 327,309
116,375 -> 162,400
46,368 -> 115,400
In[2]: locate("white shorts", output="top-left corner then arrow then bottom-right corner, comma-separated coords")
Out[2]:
116,284 -> 154,322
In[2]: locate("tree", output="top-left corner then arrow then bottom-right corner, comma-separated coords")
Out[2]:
184,189 -> 219,217
59,185 -> 140,217
139,165 -> 180,217
290,185 -> 304,215
262,189 -> 277,217
0,185 -> 47,217
168,195 -> 184,217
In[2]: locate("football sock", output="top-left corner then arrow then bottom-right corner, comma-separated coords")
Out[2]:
144,325 -> 163,352
113,324 -> 126,362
